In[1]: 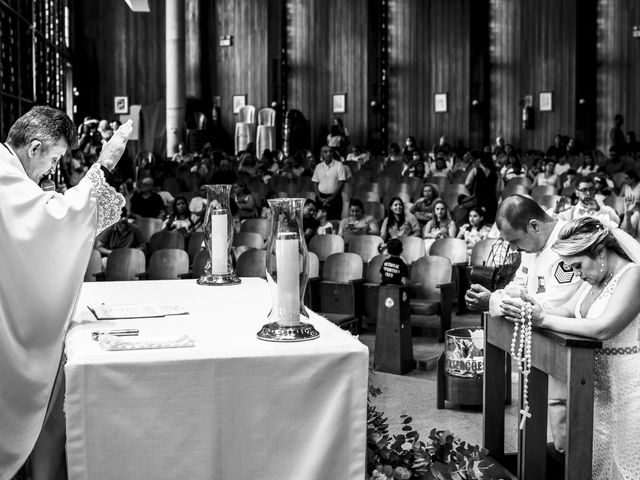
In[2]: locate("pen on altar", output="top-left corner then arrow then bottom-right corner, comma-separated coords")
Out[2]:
91,329 -> 139,340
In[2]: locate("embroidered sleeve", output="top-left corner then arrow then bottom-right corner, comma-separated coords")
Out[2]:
84,164 -> 126,234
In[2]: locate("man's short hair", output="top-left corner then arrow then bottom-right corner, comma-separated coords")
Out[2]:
350,198 -> 364,210
625,170 -> 639,182
578,179 -> 595,188
7,106 -> 77,149
497,195 -> 548,232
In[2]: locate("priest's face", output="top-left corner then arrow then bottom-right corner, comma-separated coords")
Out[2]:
26,138 -> 69,183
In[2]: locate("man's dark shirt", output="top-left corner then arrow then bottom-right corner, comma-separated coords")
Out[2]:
98,222 -> 146,251
303,216 -> 319,240
130,191 -> 165,218
609,126 -> 626,154
546,145 -> 564,159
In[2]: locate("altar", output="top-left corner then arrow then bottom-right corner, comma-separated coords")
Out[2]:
64,279 -> 369,480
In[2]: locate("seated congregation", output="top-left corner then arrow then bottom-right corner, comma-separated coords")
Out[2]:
70,116 -> 640,344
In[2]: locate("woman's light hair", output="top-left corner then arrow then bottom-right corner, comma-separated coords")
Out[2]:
552,217 -> 628,260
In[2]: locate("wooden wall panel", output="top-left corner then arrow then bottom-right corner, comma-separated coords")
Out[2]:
387,0 -> 471,152
207,0 -> 272,136
286,0 -> 371,151
469,0 -> 490,149
73,0 -> 166,122
596,0 -> 640,153
489,0 -> 577,152
72,1 -> 640,158
489,0 -> 521,150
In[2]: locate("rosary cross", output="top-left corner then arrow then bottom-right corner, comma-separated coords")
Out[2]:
519,405 -> 531,430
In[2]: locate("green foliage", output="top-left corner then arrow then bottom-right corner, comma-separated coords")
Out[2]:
367,373 -> 496,480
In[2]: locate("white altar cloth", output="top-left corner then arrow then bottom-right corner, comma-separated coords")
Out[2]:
64,279 -> 368,480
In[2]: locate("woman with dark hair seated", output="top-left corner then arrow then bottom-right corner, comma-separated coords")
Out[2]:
456,206 -> 492,260
402,135 -> 418,158
385,142 -> 404,167
232,180 -> 257,220
380,197 -> 420,241
163,196 -> 201,236
260,191 -> 277,220
577,152 -> 597,177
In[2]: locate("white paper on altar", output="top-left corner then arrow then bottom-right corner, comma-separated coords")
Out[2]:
64,279 -> 368,480
87,303 -> 189,320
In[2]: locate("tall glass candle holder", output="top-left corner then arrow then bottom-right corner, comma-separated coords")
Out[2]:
257,198 -> 319,342
197,184 -> 241,286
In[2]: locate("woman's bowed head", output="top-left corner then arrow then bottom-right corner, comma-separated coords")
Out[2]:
500,217 -> 640,341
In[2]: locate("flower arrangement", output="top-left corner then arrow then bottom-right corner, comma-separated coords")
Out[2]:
367,380 -> 499,480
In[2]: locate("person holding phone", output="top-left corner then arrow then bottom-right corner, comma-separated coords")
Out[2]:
338,198 -> 379,246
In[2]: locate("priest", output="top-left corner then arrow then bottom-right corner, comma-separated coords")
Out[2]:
0,106 -> 132,480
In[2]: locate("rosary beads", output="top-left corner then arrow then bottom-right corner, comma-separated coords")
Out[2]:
510,301 -> 533,429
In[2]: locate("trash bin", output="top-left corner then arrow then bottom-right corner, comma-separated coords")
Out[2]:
437,327 -> 485,409
445,327 -> 484,378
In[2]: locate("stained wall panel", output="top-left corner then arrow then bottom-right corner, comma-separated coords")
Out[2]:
596,0 -> 640,153
489,0 -> 578,152
286,0 -> 371,150
387,0 -> 471,152
73,0 -> 166,121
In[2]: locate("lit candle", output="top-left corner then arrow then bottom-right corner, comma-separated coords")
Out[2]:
276,232 -> 300,326
210,209 -> 228,275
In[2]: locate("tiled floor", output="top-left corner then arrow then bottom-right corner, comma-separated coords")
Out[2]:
358,311 -> 546,456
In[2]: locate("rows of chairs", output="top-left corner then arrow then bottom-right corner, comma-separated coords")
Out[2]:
89,248 -> 191,281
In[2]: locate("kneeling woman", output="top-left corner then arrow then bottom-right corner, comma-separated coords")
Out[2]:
501,218 -> 640,480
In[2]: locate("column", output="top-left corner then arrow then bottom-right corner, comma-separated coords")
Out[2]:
166,0 -> 185,158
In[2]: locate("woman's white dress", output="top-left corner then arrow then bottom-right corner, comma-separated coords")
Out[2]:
573,263 -> 640,479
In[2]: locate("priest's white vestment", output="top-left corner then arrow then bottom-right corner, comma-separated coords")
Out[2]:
0,146 -> 123,480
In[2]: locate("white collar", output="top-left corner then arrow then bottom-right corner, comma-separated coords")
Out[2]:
3,143 -> 18,157
0,142 -> 25,175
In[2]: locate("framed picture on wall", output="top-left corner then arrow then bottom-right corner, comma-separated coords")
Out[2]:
233,94 -> 247,114
114,96 -> 129,114
434,93 -> 448,113
539,92 -> 553,112
332,93 -> 346,114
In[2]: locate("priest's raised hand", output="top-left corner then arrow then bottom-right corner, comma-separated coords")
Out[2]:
98,119 -> 133,172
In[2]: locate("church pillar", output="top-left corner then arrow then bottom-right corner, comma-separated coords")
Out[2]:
166,0 -> 186,158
